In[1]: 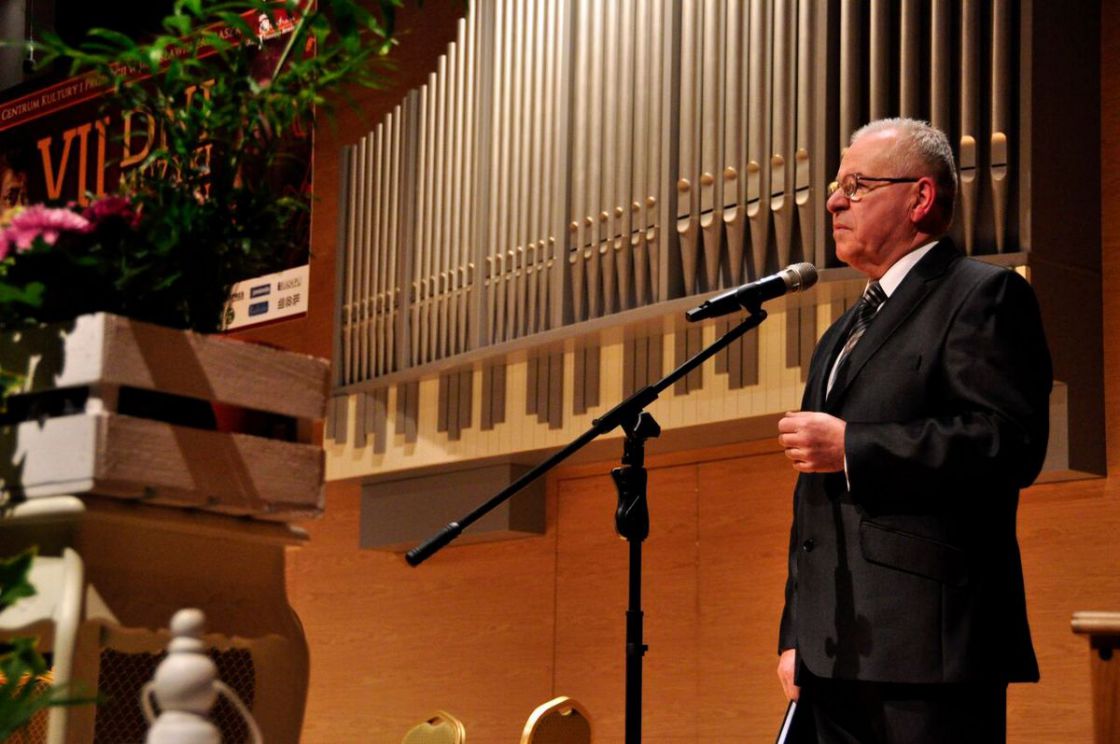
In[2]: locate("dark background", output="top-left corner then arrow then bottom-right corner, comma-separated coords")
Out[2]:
1,0 -> 176,101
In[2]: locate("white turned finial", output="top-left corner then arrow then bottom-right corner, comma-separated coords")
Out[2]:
170,609 -> 206,650
142,609 -> 262,744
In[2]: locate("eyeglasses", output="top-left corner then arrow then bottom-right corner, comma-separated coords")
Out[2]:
827,174 -> 919,202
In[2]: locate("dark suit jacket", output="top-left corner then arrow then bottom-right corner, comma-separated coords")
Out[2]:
778,239 -> 1051,685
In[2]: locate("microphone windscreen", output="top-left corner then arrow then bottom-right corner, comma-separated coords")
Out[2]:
786,263 -> 818,292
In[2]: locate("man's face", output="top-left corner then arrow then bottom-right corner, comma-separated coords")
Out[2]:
827,129 -> 919,278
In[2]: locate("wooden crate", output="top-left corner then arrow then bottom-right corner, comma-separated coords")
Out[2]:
1,313 -> 330,521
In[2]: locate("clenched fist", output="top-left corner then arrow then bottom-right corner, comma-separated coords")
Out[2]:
777,411 -> 846,473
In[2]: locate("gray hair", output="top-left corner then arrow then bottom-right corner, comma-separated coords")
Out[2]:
851,118 -> 958,227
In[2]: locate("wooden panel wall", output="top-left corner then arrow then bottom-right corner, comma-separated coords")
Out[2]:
288,478 -> 558,742
292,441 -> 1120,743
1012,479 -> 1120,741
1103,0 -> 1120,476
289,440 -> 800,743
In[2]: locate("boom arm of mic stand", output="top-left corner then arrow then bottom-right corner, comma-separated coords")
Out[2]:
405,308 -> 768,566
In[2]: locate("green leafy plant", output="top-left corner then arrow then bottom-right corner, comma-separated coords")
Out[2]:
0,549 -> 94,740
1,0 -> 407,332
0,549 -> 48,741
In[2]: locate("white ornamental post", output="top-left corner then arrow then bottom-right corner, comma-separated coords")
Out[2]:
141,609 -> 262,744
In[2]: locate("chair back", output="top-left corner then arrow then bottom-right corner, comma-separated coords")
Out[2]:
520,696 -> 591,744
401,710 -> 466,744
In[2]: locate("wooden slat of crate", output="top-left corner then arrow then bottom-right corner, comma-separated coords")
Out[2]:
4,412 -> 323,520
0,313 -> 330,422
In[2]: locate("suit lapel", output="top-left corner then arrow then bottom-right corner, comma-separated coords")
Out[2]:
810,304 -> 858,407
824,239 -> 960,410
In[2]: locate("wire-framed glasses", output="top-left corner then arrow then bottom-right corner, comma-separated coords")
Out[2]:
827,174 -> 919,202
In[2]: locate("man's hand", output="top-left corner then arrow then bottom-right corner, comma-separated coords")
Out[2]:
777,648 -> 799,701
778,411 -> 846,473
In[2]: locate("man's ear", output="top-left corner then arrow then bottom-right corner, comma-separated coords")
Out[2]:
910,177 -> 938,224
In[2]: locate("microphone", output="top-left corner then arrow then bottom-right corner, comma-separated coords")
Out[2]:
685,263 -> 818,322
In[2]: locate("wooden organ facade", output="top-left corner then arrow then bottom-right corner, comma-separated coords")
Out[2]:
328,0 -> 1052,484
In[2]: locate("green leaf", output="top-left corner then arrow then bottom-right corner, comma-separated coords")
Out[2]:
85,27 -> 138,52
0,636 -> 99,741
0,550 -> 37,611
214,11 -> 255,39
0,281 -> 45,309
178,0 -> 204,17
163,14 -> 193,37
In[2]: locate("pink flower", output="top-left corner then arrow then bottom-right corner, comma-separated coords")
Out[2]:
82,195 -> 139,228
0,205 -> 91,259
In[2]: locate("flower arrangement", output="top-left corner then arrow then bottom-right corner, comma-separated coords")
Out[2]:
0,0 -> 408,334
0,197 -> 148,328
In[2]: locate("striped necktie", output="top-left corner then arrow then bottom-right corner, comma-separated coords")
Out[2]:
828,280 -> 887,394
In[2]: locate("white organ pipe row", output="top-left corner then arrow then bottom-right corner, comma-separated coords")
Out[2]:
336,0 -> 1024,387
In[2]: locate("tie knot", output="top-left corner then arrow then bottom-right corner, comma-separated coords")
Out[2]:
862,281 -> 886,311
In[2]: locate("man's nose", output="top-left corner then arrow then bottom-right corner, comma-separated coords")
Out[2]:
826,187 -> 848,214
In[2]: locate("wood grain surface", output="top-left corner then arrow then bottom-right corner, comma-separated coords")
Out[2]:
293,434 -> 1120,744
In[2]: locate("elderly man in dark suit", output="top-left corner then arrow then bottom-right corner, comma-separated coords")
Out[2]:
775,118 -> 1052,743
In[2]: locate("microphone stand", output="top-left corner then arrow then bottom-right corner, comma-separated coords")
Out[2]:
407,306 -> 770,743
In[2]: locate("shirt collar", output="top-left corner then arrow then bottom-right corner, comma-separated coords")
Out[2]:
875,240 -> 938,297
